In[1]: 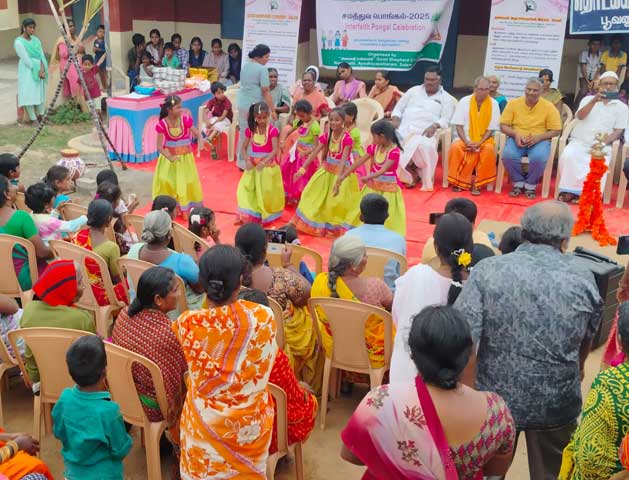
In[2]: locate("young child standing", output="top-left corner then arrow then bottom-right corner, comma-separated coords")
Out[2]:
93,25 -> 108,89
236,102 -> 285,225
343,102 -> 366,179
280,99 -> 320,204
25,182 -> 86,244
139,52 -> 154,85
153,95 -> 203,220
0,153 -> 24,192
161,43 -> 181,69
52,336 -> 132,480
81,54 -> 105,116
201,82 -> 233,159
45,165 -> 74,210
293,107 -> 360,236
341,119 -> 406,236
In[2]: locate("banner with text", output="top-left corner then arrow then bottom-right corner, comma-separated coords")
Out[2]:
570,0 -> 629,34
242,0 -> 302,85
316,0 -> 454,70
484,0 -> 569,99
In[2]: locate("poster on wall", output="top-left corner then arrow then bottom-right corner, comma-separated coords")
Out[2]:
316,0 -> 454,70
484,0 -> 569,99
242,0 -> 303,85
570,1 -> 629,34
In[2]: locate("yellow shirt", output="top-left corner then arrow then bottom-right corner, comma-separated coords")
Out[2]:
500,96 -> 562,136
600,50 -> 627,75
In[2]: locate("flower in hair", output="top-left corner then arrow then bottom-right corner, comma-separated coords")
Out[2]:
190,214 -> 206,226
451,249 -> 472,268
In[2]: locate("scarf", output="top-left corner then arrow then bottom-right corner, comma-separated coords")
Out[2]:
33,259 -> 78,307
468,95 -> 494,144
16,35 -> 48,82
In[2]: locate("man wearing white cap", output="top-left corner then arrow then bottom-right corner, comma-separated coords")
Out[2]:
557,71 -> 628,203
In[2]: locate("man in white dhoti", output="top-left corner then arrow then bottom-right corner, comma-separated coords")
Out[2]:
557,71 -> 627,203
391,66 -> 456,191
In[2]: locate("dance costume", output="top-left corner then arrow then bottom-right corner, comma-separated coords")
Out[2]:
281,119 -> 321,203
237,124 -> 285,225
361,144 -> 406,236
347,126 -> 366,179
152,115 -> 203,212
294,131 -> 360,236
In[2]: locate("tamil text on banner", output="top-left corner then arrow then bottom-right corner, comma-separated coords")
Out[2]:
484,0 -> 569,99
570,0 -> 629,34
316,0 -> 454,70
242,0 -> 302,85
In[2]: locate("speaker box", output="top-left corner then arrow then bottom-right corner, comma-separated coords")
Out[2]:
569,247 -> 626,348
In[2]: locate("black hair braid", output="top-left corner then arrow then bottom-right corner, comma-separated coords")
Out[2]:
446,254 -> 465,305
328,258 -> 352,298
241,254 -> 254,288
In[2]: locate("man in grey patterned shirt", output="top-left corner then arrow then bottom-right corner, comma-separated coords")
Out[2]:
455,201 -> 602,480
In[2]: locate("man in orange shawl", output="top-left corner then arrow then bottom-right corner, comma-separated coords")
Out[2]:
447,76 -> 500,195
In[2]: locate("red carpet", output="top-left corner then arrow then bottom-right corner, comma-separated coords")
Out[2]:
129,144 -> 629,265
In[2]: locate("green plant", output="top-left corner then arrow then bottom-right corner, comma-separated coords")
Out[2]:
48,101 -> 91,125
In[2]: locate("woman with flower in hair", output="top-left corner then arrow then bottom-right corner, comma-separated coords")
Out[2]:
153,95 -> 203,220
311,235 -> 392,371
390,212 -> 473,384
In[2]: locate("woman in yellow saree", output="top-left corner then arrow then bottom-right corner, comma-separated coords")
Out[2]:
173,245 -> 277,479
311,236 -> 393,370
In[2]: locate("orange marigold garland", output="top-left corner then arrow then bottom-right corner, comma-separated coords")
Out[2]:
572,134 -> 617,247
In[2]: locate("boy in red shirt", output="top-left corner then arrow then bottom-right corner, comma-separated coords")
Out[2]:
81,54 -> 105,119
201,82 -> 233,159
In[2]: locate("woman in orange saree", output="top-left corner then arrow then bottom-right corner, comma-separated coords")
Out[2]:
0,429 -> 53,480
173,245 -> 277,479
72,200 -> 127,307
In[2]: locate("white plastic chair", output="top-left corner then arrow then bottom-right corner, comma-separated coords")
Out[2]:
555,119 -> 619,204
225,89 -> 239,162
352,97 -> 384,146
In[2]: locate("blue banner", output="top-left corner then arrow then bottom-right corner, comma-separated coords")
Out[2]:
570,1 -> 629,34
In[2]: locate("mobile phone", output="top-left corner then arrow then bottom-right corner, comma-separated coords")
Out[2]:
617,235 -> 629,255
265,229 -> 287,245
429,212 -> 443,225
605,91 -> 619,100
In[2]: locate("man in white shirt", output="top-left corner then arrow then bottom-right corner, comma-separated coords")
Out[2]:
391,65 -> 456,191
447,76 -> 500,195
557,71 -> 628,203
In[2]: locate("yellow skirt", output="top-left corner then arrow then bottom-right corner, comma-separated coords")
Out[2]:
294,168 -> 361,237
152,152 -> 203,212
361,184 -> 407,237
236,164 -> 285,225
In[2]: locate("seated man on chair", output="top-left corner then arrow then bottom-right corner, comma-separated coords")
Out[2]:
391,66 -> 456,191
557,71 -> 627,203
448,76 -> 500,195
500,77 -> 562,199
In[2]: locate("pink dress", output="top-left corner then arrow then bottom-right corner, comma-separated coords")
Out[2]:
58,42 -> 81,98
281,119 -> 321,203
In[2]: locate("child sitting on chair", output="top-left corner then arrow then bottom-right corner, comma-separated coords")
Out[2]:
201,82 -> 233,159
0,154 -> 24,193
25,182 -> 86,245
188,206 -> 221,258
52,336 -> 133,480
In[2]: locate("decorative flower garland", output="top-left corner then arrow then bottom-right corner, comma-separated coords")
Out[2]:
573,137 -> 617,247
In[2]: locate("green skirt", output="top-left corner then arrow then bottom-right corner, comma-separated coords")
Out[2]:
152,152 -> 203,212
236,164 -> 285,225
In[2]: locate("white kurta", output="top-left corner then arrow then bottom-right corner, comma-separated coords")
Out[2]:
558,96 -> 628,195
392,85 -> 456,190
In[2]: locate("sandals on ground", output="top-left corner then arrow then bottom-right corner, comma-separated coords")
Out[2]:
509,187 -> 523,197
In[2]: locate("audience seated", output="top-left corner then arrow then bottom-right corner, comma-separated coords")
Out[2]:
498,226 -> 523,254
203,39 -> 229,83
188,37 -> 207,69
0,175 -> 52,289
111,266 -> 186,462
488,74 -> 508,113
172,245 -> 276,478
227,43 -> 242,84
71,199 -> 128,307
145,29 -> 163,65
422,198 -> 491,265
343,193 -> 406,291
539,68 -> 564,112
52,336 -> 132,479
558,71 -> 628,203
237,288 -> 317,454
455,201 -> 603,479
341,305 -> 515,478
559,302 -> 629,480
392,66 -> 456,190
575,36 -> 602,107
20,260 -> 95,384
330,62 -> 366,106
600,35 -> 627,91
0,429 -> 52,479
448,76 -> 500,194
127,33 -> 146,91
268,67 -> 291,115
471,243 -> 495,266
127,210 -> 204,311
392,212 -> 473,384
311,236 -> 392,373
235,223 -> 319,388
367,70 -> 402,118
500,78 -> 562,199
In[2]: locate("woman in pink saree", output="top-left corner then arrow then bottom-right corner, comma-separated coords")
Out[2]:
341,306 -> 516,480
48,19 -> 84,104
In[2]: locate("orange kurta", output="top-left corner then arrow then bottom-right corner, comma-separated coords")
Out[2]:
447,139 -> 497,189
173,300 -> 277,479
